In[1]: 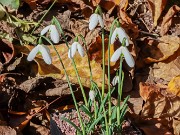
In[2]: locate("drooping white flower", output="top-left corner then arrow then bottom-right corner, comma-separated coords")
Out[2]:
111,27 -> 129,46
111,46 -> 135,67
68,42 -> 84,59
27,44 -> 52,65
41,25 -> 59,44
89,90 -> 96,101
89,13 -> 104,30
112,75 -> 119,86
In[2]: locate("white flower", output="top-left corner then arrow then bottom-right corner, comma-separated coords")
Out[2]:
111,27 -> 129,46
111,46 -> 135,67
89,13 -> 104,30
68,42 -> 84,59
27,44 -> 52,65
112,75 -> 119,86
89,90 -> 96,101
41,25 -> 59,44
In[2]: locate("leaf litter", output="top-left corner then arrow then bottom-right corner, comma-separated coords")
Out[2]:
0,0 -> 180,134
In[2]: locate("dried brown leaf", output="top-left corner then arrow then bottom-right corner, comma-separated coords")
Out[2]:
147,0 -> 167,27
140,83 -> 180,119
160,5 -> 180,36
144,35 -> 180,63
167,76 -> 180,97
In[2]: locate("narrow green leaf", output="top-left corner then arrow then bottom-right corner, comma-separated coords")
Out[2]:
80,105 -> 92,118
88,115 -> 103,133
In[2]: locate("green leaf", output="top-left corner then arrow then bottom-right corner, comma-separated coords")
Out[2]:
0,0 -> 20,9
80,105 -> 92,118
88,115 -> 103,133
120,95 -> 130,110
61,117 -> 82,133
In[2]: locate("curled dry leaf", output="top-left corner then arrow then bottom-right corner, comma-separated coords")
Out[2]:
167,76 -> 180,97
144,35 -> 180,63
160,5 -> 180,36
152,56 -> 180,82
16,44 -> 106,88
140,82 -> 180,119
0,126 -> 16,135
147,0 -> 167,27
0,39 -> 14,65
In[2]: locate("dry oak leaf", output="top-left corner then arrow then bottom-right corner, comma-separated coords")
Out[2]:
140,83 -> 180,119
16,44 -> 105,88
167,76 -> 180,97
160,5 -> 180,36
145,35 -> 180,63
147,0 -> 167,27
152,55 -> 180,82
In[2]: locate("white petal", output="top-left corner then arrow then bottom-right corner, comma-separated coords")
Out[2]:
110,47 -> 123,62
89,90 -> 96,101
50,25 -> 60,43
77,43 -> 84,57
116,27 -> 129,46
40,25 -> 51,35
39,45 -> 52,65
111,28 -> 117,44
122,46 -> 135,67
27,45 -> 40,61
89,14 -> 99,30
68,42 -> 77,59
97,15 -> 104,28
68,49 -> 71,59
112,76 -> 119,86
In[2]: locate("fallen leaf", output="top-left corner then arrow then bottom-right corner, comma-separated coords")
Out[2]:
0,126 -> 16,135
160,5 -> 180,36
144,35 -> 180,63
15,44 -> 106,88
147,0 -> 167,27
0,39 -> 14,64
152,56 -> 180,82
140,83 -> 180,119
167,76 -> 180,97
172,118 -> 180,135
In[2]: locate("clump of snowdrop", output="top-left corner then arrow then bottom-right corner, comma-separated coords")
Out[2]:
89,5 -> 104,30
27,44 -> 52,65
111,38 -> 135,67
89,90 -> 96,101
41,24 -> 59,44
68,37 -> 85,59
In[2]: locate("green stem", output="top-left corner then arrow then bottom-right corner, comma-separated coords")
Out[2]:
42,36 -> 85,135
31,0 -> 57,35
53,17 -> 88,106
108,18 -> 119,126
101,27 -> 109,135
78,34 -> 93,83
117,55 -> 123,126
62,34 -> 88,106
101,28 -> 105,99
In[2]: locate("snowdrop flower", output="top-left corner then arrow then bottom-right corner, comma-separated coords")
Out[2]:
112,75 -> 119,86
41,25 -> 59,43
89,90 -> 96,101
68,42 -> 84,59
111,27 -> 129,46
89,13 -> 104,30
27,44 -> 52,65
111,46 -> 135,67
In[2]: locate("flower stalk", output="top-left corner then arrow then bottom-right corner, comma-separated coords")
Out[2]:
41,36 -> 85,135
